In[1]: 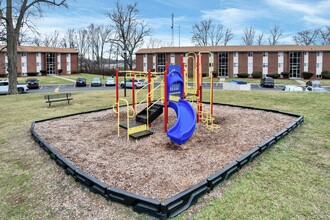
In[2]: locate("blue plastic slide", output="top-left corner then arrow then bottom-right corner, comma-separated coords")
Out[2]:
167,99 -> 197,145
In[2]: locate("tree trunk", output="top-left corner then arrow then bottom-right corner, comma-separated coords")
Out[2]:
6,0 -> 18,94
7,31 -> 18,94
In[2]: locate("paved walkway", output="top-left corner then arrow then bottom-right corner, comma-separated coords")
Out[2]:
52,74 -> 76,82
295,79 -> 306,86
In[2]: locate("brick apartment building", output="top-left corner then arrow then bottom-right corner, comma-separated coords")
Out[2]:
136,45 -> 330,78
0,45 -> 79,76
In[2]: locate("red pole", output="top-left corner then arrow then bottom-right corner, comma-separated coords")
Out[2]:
180,54 -> 184,99
115,68 -> 119,117
132,73 -> 135,111
199,54 -> 203,118
196,54 -> 200,123
164,67 -> 168,133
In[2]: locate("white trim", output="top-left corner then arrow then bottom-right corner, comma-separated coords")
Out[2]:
278,52 -> 284,73
143,53 -> 148,72
316,52 -> 323,75
66,53 -> 71,74
262,52 -> 268,75
303,52 -> 309,72
233,52 -> 238,75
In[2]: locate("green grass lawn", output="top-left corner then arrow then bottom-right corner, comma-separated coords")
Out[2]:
0,90 -> 329,219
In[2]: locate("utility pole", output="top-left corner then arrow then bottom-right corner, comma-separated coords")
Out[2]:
178,26 -> 181,47
171,13 -> 174,46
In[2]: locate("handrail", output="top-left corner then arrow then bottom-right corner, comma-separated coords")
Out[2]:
135,82 -> 164,126
112,98 -> 136,141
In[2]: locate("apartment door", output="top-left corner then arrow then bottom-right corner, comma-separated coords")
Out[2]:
46,53 -> 55,75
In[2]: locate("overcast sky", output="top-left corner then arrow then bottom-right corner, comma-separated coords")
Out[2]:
33,0 -> 330,47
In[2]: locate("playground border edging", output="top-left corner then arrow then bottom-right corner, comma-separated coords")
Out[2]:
30,103 -> 304,219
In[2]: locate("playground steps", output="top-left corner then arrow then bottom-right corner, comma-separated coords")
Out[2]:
129,130 -> 154,140
119,120 -> 152,139
136,103 -> 163,124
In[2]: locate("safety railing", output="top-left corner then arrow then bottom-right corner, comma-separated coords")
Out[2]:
112,98 -> 136,141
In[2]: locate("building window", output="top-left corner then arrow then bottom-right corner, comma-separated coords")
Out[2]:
317,52 -> 321,56
67,62 -> 69,66
304,63 -> 308,67
37,62 -> 40,66
248,63 -> 252,67
248,52 -> 253,57
170,53 -> 175,57
22,63 -> 25,67
278,52 -> 283,57
290,52 -> 301,78
66,54 -> 69,57
218,52 -> 228,77
233,52 -> 238,57
157,53 -> 165,72
233,63 -> 238,67
263,63 -> 268,67
22,53 -> 27,57
317,63 -> 320,68
303,52 -> 307,55
143,54 -> 147,58
263,52 -> 268,57
143,63 -> 146,67
278,63 -> 283,68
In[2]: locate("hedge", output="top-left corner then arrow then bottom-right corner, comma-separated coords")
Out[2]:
237,73 -> 248,78
251,71 -> 262,78
281,72 -> 290,78
266,73 -> 279,78
321,71 -> 330,79
27,72 -> 39,76
302,72 -> 314,79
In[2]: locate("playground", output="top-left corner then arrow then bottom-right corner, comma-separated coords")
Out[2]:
30,53 -> 302,218
34,103 -> 295,201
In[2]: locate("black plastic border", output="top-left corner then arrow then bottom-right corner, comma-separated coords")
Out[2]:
31,103 -> 303,219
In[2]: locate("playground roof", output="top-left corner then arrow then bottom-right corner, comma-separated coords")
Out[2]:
136,45 -> 330,54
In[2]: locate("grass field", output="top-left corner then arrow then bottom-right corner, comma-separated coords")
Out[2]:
0,90 -> 329,219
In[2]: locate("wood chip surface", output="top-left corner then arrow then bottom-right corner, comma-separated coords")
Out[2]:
34,104 -> 295,201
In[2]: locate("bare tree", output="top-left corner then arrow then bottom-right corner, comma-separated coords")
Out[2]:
209,23 -> 226,46
107,0 -> 150,69
86,24 -> 113,71
192,19 -> 211,46
223,28 -> 234,46
146,37 -> 162,48
64,28 -> 76,48
293,29 -> 320,45
192,19 -> 233,46
43,30 -> 62,47
242,26 -> 255,45
319,26 -> 330,45
257,33 -> 264,45
268,24 -> 283,45
75,28 -> 89,72
0,0 -> 67,94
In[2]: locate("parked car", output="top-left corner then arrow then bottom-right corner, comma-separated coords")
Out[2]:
105,77 -> 115,86
120,79 -> 146,89
282,85 -> 303,92
260,77 -> 275,88
0,80 -> 28,94
76,78 -> 87,87
25,78 -> 39,89
91,77 -> 102,87
306,80 -> 321,88
305,86 -> 326,92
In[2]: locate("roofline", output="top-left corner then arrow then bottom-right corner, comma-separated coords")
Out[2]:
0,45 -> 79,53
136,45 -> 330,54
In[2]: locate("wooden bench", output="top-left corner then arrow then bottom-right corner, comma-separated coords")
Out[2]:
44,93 -> 73,107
